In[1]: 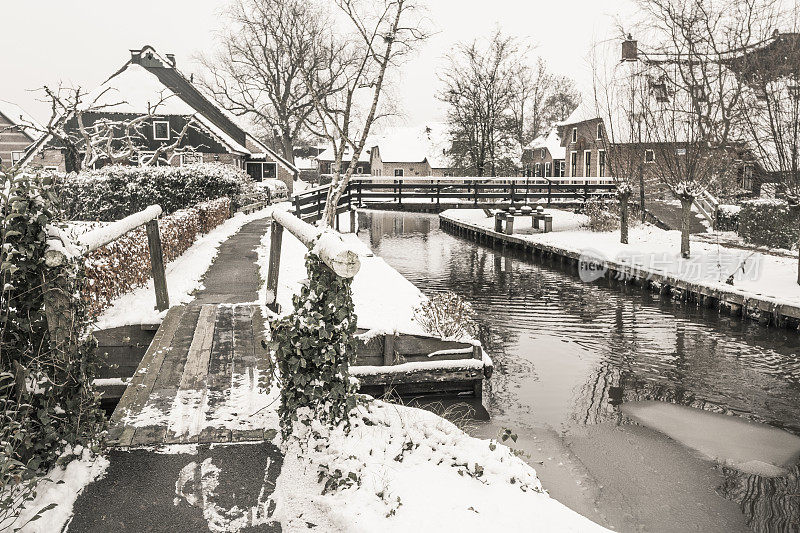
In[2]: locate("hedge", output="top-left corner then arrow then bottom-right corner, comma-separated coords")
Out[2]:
737,199 -> 799,249
716,204 -> 741,232
83,197 -> 231,317
56,163 -> 258,221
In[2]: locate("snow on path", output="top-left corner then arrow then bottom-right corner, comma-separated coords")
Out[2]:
14,448 -> 109,533
444,209 -> 800,308
94,206 -> 277,330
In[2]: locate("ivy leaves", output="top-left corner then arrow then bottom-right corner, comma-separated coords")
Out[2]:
269,252 -> 358,440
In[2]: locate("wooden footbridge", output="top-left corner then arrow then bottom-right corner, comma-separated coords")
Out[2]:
292,177 -> 616,222
105,208 -> 492,448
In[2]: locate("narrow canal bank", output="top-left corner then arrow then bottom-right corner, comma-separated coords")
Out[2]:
357,209 -> 800,533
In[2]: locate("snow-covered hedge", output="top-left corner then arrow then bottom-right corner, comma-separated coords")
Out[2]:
56,163 -> 256,221
83,197 -> 230,317
716,204 -> 741,232
738,199 -> 798,249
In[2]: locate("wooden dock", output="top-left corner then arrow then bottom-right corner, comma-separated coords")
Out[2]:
108,303 -> 276,447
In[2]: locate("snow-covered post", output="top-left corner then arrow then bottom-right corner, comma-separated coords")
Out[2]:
267,209 -> 364,438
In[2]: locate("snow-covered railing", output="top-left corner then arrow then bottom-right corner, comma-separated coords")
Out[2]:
693,190 -> 720,229
265,209 -> 361,312
45,204 -> 170,311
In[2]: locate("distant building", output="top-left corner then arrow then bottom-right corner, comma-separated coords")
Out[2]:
0,100 -> 41,172
315,146 -> 372,178
521,129 -> 565,178
369,124 -> 453,178
21,45 -> 298,191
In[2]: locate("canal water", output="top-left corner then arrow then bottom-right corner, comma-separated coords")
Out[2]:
357,209 -> 800,533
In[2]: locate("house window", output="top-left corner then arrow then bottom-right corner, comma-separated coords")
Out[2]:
43,166 -> 58,172
11,151 -> 24,165
598,150 -> 606,177
356,165 -> 363,174
394,168 -> 404,177
246,161 -> 277,182
180,152 -> 203,166
571,127 -> 577,143
644,149 -> 655,163
584,150 -> 592,177
153,120 -> 170,140
559,160 -> 565,177
535,163 -> 541,177
540,148 -> 546,159
570,152 -> 577,177
596,123 -> 603,140
545,162 -> 552,177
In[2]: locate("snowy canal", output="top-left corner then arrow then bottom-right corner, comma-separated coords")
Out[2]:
356,209 -> 800,533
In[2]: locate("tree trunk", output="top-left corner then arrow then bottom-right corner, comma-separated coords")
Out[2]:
638,165 -> 646,223
680,197 -> 693,259
281,131 -> 294,165
619,193 -> 630,245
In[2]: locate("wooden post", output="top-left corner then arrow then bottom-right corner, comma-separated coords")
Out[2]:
266,220 -> 284,313
584,182 -> 589,202
358,181 -> 363,206
397,179 -> 403,205
349,208 -> 357,233
383,333 -> 396,366
436,182 -> 441,206
505,215 -> 515,235
547,182 -> 552,205
472,343 -> 483,399
509,181 -> 515,206
145,219 -> 169,311
294,195 -> 302,218
335,212 -> 340,231
473,181 -> 479,206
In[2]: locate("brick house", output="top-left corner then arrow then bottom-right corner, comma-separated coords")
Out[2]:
369,124 -> 453,179
315,146 -> 372,177
21,46 -> 298,191
0,100 -> 41,172
521,129 -> 565,178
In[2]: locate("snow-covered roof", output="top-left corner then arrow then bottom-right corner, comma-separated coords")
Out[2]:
526,129 -> 565,159
0,99 -> 43,142
372,124 -> 451,168
558,101 -> 600,127
316,146 -> 372,164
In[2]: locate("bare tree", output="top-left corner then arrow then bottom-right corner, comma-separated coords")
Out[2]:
633,0 -> 756,257
197,0 -> 329,163
439,30 -> 524,177
19,85 -> 197,172
301,0 -> 429,227
728,4 -> 800,282
593,44 -> 651,244
541,76 -> 583,130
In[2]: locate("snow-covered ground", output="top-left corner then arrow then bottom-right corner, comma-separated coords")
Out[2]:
13,448 -> 109,533
272,402 -> 608,532
443,208 -> 800,308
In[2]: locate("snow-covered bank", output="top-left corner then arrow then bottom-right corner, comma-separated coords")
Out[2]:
94,206 -> 277,330
13,448 -> 109,533
272,401 -> 609,532
442,208 -> 800,309
264,208 -> 427,335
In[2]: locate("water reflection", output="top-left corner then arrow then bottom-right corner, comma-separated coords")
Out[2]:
358,209 -> 800,532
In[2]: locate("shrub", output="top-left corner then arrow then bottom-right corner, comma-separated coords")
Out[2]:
82,197 -> 231,317
56,163 -> 257,221
414,291 -> 477,340
581,199 -> 620,232
1,171 -> 104,529
716,204 -> 741,232
738,199 -> 799,249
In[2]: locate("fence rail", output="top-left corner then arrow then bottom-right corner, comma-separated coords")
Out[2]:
293,178 -> 617,222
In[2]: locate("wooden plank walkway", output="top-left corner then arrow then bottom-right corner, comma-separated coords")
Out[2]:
108,303 -> 277,447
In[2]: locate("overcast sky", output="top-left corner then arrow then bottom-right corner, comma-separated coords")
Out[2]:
1,0 -> 636,128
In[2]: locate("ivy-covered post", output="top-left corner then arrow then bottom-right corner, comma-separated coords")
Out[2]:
267,211 -> 361,439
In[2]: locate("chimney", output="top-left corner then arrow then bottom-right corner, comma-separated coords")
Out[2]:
166,53 -> 176,67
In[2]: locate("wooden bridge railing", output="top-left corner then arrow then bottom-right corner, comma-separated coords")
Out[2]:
292,178 -> 617,223
265,209 -> 361,312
